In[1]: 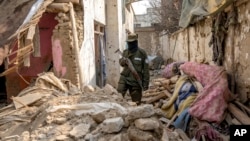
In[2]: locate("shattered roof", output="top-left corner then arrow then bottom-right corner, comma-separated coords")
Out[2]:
0,0 -> 37,48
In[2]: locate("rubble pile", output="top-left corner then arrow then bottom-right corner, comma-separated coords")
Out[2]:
1,71 -> 249,141
0,72 -> 186,141
145,72 -> 250,141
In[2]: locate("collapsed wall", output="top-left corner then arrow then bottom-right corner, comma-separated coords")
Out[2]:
0,72 -> 184,141
51,3 -> 84,87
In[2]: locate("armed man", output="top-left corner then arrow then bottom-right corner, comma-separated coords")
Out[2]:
117,33 -> 150,105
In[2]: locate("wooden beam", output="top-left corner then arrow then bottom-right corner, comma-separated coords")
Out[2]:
69,2 -> 84,90
163,90 -> 172,97
166,113 -> 178,128
228,103 -> 250,125
232,118 -> 241,125
23,54 -> 30,67
33,25 -> 41,57
234,100 -> 250,114
146,93 -> 167,104
25,25 -> 36,44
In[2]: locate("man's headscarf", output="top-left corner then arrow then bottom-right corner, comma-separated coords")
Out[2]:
127,33 -> 138,53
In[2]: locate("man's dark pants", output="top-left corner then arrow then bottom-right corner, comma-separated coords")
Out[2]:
117,77 -> 142,104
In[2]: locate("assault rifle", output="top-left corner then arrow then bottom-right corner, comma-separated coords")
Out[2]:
115,49 -> 144,91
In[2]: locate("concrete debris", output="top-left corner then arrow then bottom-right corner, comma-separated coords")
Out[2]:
69,123 -> 91,138
109,134 -> 124,141
101,117 -> 124,133
134,118 -> 160,131
127,104 -> 155,120
0,72 -> 187,141
91,111 -> 106,123
83,85 -> 95,93
20,131 -> 30,141
103,84 -> 118,95
128,126 -> 156,141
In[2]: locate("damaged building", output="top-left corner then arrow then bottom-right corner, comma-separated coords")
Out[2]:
0,0 -> 135,103
0,0 -> 250,141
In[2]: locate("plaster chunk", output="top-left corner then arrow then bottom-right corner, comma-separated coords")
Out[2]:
101,117 -> 124,133
91,112 -> 106,123
20,131 -> 30,141
38,134 -> 46,139
134,118 -> 160,130
103,84 -> 118,95
83,85 -> 95,93
52,117 -> 67,125
128,126 -> 155,141
127,104 -> 155,120
69,123 -> 91,138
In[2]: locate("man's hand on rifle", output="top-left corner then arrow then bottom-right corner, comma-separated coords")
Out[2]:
119,58 -> 128,67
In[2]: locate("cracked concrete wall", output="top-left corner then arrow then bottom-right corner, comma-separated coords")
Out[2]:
160,1 -> 250,103
105,0 -> 134,88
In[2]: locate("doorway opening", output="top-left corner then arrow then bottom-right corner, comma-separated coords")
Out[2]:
94,23 -> 106,88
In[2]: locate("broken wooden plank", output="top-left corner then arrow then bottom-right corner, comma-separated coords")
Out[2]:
25,25 -> 36,44
228,103 -> 250,125
0,116 -> 30,125
69,2 -> 84,90
33,25 -> 41,57
0,110 -> 16,118
13,93 -> 43,109
23,54 -> 30,67
231,118 -> 241,125
163,90 -> 172,98
159,117 -> 171,124
0,104 -> 14,113
225,113 -> 233,125
175,129 -> 190,141
146,93 -> 167,104
234,100 -> 250,115
166,113 -> 178,128
143,91 -> 162,97
0,65 -> 18,77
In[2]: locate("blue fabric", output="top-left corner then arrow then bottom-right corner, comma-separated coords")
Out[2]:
174,81 -> 197,110
173,108 -> 191,132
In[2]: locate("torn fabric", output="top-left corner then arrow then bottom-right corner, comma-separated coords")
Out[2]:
180,62 -> 233,123
179,0 -> 234,28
